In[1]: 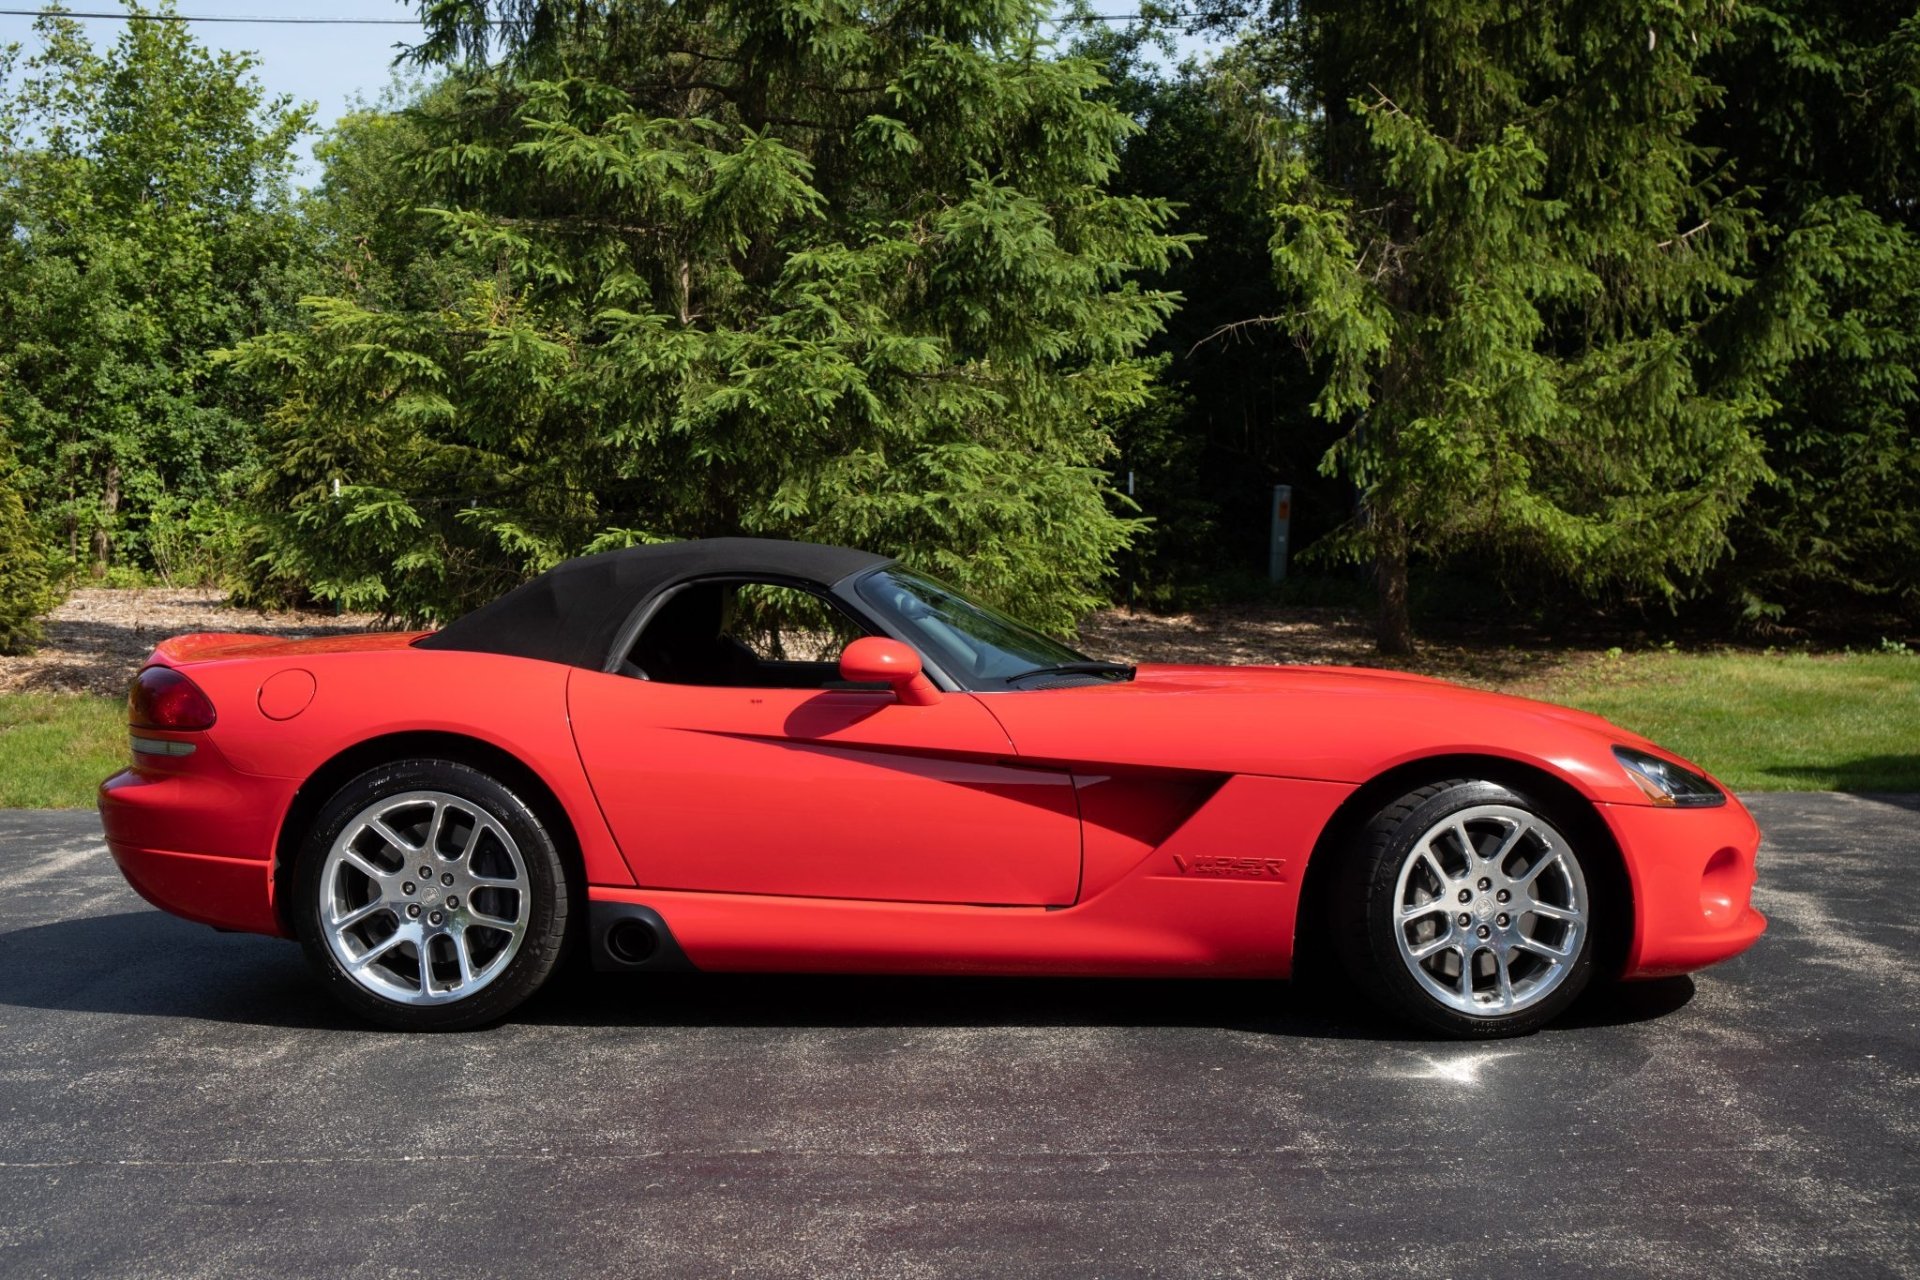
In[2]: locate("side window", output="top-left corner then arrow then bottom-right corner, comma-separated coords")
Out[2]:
626,580 -> 870,688
730,583 -> 865,665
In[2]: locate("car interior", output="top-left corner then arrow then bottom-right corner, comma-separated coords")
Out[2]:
620,580 -> 875,689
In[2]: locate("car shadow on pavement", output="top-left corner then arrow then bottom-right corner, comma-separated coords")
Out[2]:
0,909 -> 1694,1040
522,967 -> 1695,1041
1874,792 -> 1920,811
0,911 -> 363,1031
1752,759 -> 1920,797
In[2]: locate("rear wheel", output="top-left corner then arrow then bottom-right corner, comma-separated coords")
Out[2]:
294,760 -> 570,1031
1337,779 -> 1597,1038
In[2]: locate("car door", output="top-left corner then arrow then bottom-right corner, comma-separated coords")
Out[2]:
566,590 -> 1081,906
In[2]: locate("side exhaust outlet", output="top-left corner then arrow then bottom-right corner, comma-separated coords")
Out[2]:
587,902 -> 696,973
606,918 -> 656,965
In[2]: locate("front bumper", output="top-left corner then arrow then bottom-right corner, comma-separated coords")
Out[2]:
1604,797 -> 1766,979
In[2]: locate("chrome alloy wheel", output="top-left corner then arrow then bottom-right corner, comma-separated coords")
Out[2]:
319,790 -> 531,1006
1391,803 -> 1589,1017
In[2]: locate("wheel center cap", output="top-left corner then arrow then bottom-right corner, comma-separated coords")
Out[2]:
1474,896 -> 1497,923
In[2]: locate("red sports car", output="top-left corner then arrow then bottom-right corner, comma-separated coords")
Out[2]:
99,538 -> 1764,1036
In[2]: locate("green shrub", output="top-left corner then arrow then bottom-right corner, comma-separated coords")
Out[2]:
145,492 -> 254,590
0,436 -> 56,655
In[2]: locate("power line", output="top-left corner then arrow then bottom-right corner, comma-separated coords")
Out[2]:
0,7 -> 423,21
0,6 -> 1194,24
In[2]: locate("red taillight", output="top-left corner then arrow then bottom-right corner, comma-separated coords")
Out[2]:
128,666 -> 217,730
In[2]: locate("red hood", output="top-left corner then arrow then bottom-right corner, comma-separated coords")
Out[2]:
979,661 -> 1663,803
1124,662 -> 1638,738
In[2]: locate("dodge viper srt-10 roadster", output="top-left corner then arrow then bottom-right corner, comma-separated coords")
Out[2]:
99,538 -> 1764,1036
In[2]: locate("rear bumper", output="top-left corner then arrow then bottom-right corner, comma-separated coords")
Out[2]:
107,842 -> 281,935
1604,798 -> 1766,979
99,763 -> 288,937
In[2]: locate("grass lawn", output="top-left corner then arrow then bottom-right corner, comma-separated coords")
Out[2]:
0,694 -> 126,809
1520,650 -> 1920,793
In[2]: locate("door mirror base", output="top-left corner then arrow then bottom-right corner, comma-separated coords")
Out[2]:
839,637 -> 941,706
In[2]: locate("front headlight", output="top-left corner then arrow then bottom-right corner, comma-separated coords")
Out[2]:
1613,746 -> 1725,808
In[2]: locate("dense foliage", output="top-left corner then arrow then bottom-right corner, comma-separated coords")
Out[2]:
1085,0 -> 1919,646
0,6 -> 309,585
1244,0 -> 1779,652
1700,2 -> 1920,630
1069,21 -> 1333,607
0,0 -> 1913,651
226,0 -> 1186,630
0,428 -> 54,654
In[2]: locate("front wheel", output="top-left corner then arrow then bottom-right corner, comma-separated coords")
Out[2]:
293,760 -> 571,1031
1337,779 -> 1597,1038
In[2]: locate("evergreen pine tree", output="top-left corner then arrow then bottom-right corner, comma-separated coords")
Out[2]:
230,0 -> 1188,630
1224,0 -> 1776,651
1702,1 -> 1920,630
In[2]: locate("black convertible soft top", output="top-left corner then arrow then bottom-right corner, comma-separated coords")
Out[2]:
415,537 -> 892,670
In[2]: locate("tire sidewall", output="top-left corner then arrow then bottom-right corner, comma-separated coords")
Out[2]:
1357,780 -> 1597,1038
293,759 -> 569,1031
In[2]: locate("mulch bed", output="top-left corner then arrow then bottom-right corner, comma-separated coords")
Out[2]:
1078,604 -> 1378,668
0,589 -> 382,697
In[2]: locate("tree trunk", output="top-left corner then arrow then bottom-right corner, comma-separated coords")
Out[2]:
1373,512 -> 1414,655
90,462 -> 120,578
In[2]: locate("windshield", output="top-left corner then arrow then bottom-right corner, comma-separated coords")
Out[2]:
854,568 -> 1118,686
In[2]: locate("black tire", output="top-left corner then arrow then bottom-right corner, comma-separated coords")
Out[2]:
1334,778 -> 1598,1038
293,759 -> 571,1031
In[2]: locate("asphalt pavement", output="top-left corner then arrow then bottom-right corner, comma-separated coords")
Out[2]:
0,793 -> 1915,1279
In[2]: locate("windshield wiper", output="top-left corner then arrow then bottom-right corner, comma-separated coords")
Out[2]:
1008,661 -> 1136,683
